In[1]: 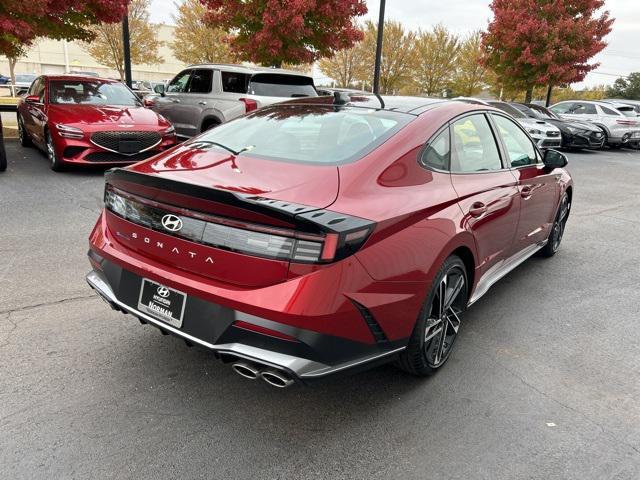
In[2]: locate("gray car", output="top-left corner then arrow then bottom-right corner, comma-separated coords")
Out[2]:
151,64 -> 317,138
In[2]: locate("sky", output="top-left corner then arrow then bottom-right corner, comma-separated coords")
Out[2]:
149,0 -> 640,88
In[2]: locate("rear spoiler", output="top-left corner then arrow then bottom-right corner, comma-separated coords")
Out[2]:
104,168 -> 373,237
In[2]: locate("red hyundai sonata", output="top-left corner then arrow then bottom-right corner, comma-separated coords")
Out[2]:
86,94 -> 573,387
17,75 -> 177,171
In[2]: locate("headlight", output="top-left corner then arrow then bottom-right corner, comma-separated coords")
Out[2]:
163,124 -> 175,135
528,129 -> 542,135
56,124 -> 84,139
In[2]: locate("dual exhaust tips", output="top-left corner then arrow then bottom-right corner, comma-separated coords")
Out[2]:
232,361 -> 294,388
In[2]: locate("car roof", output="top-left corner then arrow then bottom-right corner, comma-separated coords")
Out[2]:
279,94 -> 449,115
42,74 -> 119,83
185,63 -> 312,78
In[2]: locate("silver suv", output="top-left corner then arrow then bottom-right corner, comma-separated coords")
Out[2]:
151,64 -> 317,138
549,100 -> 640,147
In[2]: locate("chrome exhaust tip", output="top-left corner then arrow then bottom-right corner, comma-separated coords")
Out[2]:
232,362 -> 260,380
260,369 -> 294,388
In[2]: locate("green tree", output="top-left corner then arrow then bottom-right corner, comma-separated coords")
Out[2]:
87,0 -> 162,80
412,24 -> 460,96
170,0 -> 233,64
359,20 -> 416,94
450,31 -> 488,97
606,73 -> 640,100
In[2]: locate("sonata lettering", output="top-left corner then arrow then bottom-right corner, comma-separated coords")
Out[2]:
118,230 -> 214,265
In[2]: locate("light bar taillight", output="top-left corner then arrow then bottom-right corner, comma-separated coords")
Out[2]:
239,98 -> 258,113
104,187 -> 374,264
616,119 -> 637,126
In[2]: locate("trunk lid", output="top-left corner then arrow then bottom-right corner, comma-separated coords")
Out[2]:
103,146 -> 340,287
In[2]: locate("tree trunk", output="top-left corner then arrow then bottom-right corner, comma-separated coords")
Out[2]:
8,57 -> 17,92
545,85 -> 553,107
524,86 -> 533,103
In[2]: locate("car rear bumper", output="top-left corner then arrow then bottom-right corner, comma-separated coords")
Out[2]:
86,267 -> 406,383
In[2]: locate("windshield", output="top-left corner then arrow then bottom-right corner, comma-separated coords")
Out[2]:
193,105 -> 412,165
529,105 -> 558,120
248,74 -> 317,98
49,80 -> 140,106
488,101 -> 527,119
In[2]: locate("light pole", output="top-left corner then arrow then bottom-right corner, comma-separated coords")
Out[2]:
122,9 -> 133,88
372,0 -> 386,94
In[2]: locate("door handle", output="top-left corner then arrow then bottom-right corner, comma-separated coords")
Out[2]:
171,98 -> 180,103
469,202 -> 487,218
198,101 -> 207,106
520,186 -> 532,198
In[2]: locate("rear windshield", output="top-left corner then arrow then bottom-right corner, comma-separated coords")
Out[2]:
248,74 -> 317,98
49,80 -> 140,106
616,106 -> 637,117
529,105 -> 558,120
489,101 -> 526,119
193,105 -> 412,165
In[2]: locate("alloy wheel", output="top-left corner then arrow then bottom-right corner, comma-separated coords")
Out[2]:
18,118 -> 24,143
424,265 -> 467,368
46,133 -> 56,166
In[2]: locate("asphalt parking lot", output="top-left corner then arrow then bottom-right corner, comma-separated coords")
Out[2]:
1,141 -> 639,480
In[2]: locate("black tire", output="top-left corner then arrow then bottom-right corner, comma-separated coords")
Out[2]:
0,140 -> 6,172
45,130 -> 64,171
540,192 -> 570,257
17,115 -> 32,147
396,255 -> 468,376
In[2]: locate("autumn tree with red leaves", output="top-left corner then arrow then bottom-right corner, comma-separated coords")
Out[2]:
200,0 -> 367,67
482,0 -> 614,102
0,0 -> 129,83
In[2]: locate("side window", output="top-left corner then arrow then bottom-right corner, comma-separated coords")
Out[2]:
166,70 -> 192,93
451,114 -> 502,173
599,105 -> 619,116
187,69 -> 213,94
569,103 -> 597,115
419,128 -> 450,170
492,114 -> 538,167
550,103 -> 573,114
27,78 -> 40,96
221,72 -> 250,94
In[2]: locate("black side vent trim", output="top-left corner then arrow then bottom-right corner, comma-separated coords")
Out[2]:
350,300 -> 389,344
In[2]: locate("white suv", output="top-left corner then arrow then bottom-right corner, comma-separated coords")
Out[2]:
549,100 -> 640,148
151,64 -> 317,138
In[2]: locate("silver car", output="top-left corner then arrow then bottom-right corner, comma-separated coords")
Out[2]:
151,64 -> 317,139
454,98 -> 562,149
549,100 -> 640,148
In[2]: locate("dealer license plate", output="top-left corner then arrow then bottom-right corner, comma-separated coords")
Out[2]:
137,279 -> 186,328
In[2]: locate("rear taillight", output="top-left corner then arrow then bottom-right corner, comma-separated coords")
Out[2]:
616,119 -> 637,126
239,98 -> 258,113
143,97 -> 156,107
104,186 -> 374,264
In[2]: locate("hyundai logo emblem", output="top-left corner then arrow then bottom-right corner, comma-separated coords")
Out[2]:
161,214 -> 183,232
156,286 -> 170,298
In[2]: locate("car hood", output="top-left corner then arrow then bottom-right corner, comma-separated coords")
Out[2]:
129,143 -> 340,209
517,118 -> 559,133
47,105 -> 167,127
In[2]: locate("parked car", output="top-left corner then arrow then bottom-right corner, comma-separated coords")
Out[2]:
602,99 -> 640,116
150,64 -> 318,138
17,75 -> 177,171
9,73 -> 37,96
549,100 -> 640,148
510,103 -> 605,149
455,98 -> 562,149
86,94 -> 572,386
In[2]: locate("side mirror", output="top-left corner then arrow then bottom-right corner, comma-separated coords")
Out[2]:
543,149 -> 568,169
153,84 -> 165,96
25,94 -> 40,103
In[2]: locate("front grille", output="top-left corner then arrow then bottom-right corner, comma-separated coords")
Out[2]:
91,131 -> 161,155
547,131 -> 560,137
85,150 -> 159,163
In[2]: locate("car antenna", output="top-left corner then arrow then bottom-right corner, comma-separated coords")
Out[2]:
374,93 -> 385,109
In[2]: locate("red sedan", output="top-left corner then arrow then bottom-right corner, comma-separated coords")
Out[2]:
86,94 -> 573,387
17,75 -> 177,171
